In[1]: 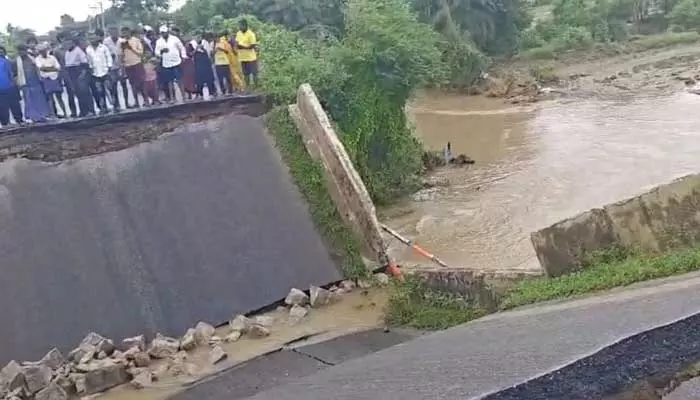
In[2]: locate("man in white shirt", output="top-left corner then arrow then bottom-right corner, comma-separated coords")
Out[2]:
86,33 -> 113,114
101,27 -> 128,111
154,25 -> 187,103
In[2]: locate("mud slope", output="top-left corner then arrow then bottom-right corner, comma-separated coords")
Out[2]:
0,113 -> 341,363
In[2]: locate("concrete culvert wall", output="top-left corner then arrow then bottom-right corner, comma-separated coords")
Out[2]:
531,173 -> 700,276
0,99 -> 342,363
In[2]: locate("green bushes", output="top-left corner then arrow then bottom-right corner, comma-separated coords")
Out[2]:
668,0 -> 700,31
236,0 -> 444,205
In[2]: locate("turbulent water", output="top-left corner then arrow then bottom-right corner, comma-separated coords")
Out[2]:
384,89 -> 700,271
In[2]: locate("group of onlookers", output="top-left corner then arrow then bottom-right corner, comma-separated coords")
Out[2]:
0,19 -> 259,128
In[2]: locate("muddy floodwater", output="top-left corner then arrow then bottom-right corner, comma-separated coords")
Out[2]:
385,84 -> 700,271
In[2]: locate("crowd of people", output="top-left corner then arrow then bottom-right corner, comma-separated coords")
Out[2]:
0,19 -> 259,128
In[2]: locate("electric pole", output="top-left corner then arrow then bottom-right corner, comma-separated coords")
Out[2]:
88,0 -> 105,31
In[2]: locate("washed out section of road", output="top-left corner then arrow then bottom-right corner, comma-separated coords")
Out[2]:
0,111 -> 341,363
169,328 -> 422,400
238,272 -> 700,400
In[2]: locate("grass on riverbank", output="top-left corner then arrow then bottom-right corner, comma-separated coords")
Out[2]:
264,107 -> 368,280
519,31 -> 700,61
386,246 -> 700,330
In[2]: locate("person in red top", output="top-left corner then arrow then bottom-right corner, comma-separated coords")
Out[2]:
181,42 -> 197,100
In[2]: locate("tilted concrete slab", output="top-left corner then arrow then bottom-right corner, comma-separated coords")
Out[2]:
531,173 -> 700,276
239,272 -> 700,400
0,112 -> 341,363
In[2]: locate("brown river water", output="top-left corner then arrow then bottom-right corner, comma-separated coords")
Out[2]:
385,89 -> 700,271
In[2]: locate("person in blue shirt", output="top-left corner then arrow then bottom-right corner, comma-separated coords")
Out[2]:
0,45 -> 24,128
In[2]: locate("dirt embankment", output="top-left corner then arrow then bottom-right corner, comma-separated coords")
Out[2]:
483,44 -> 700,103
0,99 -> 266,163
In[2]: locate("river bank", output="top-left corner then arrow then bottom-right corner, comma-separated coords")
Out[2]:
383,40 -> 700,273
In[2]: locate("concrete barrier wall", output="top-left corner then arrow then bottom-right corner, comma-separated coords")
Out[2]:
289,84 -> 387,266
531,173 -> 700,276
0,111 -> 341,363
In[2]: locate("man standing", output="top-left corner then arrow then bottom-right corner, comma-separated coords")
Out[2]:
86,34 -> 113,114
54,33 -> 77,118
121,26 -> 147,108
102,26 -> 128,112
155,26 -> 187,103
0,45 -> 24,127
64,36 -> 94,117
235,19 -> 259,88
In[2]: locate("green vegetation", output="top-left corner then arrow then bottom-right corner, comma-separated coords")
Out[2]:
264,107 -> 367,280
387,246 -> 700,330
385,276 -> 487,330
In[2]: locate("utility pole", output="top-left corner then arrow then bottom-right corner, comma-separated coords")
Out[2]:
88,0 -> 105,31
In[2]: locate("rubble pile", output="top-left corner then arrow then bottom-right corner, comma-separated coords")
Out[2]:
0,275 -> 388,400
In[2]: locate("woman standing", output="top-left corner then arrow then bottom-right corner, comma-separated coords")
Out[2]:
35,44 -> 67,118
192,37 -> 216,98
181,42 -> 197,100
15,45 -> 51,123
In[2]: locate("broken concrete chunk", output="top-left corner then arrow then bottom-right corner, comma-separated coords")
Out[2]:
80,332 -> 115,356
148,334 -> 179,359
78,348 -> 96,365
69,373 -> 86,395
247,324 -> 270,339
284,288 -> 309,306
34,381 -> 68,400
229,315 -> 253,333
179,328 -> 197,351
209,346 -> 227,365
96,351 -> 108,360
0,360 -> 25,393
254,315 -> 275,327
78,359 -> 129,395
130,370 -> 152,390
209,336 -> 222,346
23,365 -> 52,394
374,272 -> 390,285
289,304 -> 309,323
132,352 -> 150,368
150,364 -> 169,382
194,322 -> 216,346
340,280 -> 356,291
53,375 -> 75,396
39,348 -> 65,371
224,331 -> 241,343
309,285 -> 335,308
68,344 -> 95,364
120,335 -> 146,351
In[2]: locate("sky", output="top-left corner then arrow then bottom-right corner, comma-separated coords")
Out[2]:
1,0 -> 187,35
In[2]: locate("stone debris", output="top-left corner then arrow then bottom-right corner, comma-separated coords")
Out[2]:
247,324 -> 271,339
80,332 -> 115,356
209,346 -> 227,365
254,315 -> 275,327
194,322 -> 216,346
289,305 -> 309,325
37,349 -> 64,372
224,331 -> 242,343
374,272 -> 390,286
284,288 -> 309,306
340,280 -> 356,292
129,370 -> 152,390
78,359 -> 129,395
229,314 -> 253,333
309,285 -> 336,308
148,334 -> 180,359
0,314 -> 297,399
22,365 -> 52,395
1,361 -> 26,394
120,335 -> 146,351
357,279 -> 373,289
179,328 -> 197,351
34,382 -> 67,400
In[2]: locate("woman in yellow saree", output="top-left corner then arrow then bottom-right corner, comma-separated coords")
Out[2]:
214,34 -> 245,93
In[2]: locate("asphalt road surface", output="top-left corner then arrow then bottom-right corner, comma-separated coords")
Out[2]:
185,272 -> 700,400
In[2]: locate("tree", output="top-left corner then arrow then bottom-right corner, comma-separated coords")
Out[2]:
60,14 -> 77,27
111,0 -> 170,21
